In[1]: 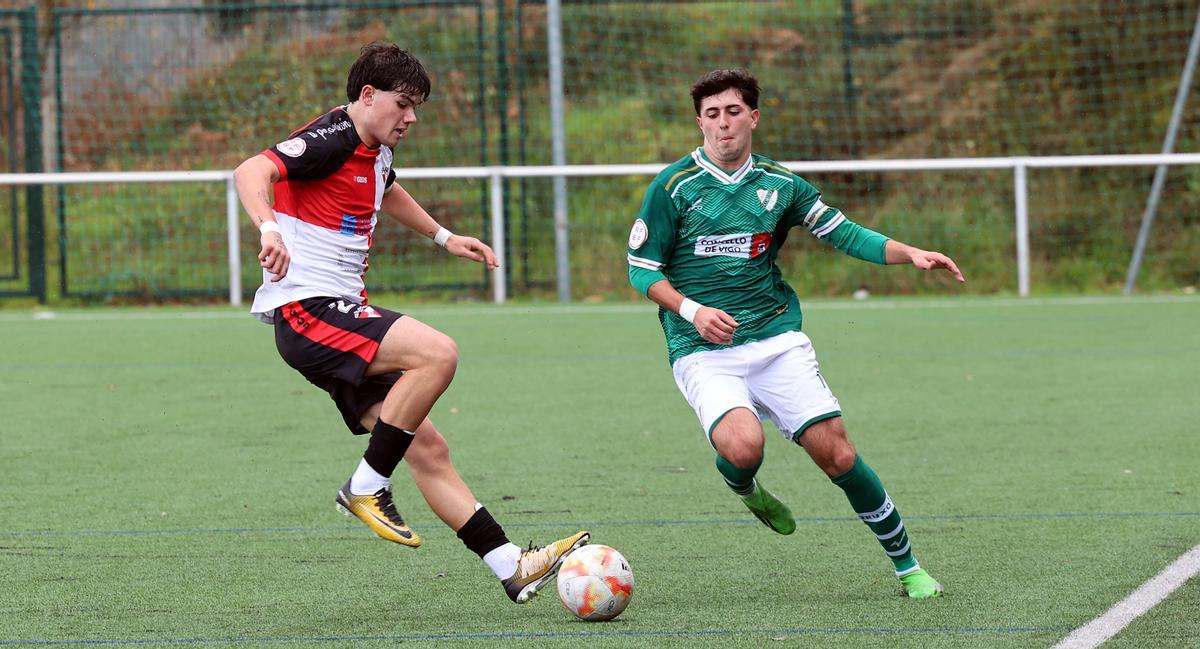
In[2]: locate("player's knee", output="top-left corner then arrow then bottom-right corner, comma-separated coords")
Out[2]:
407,429 -> 452,470
723,440 -> 764,469
425,333 -> 459,378
826,446 -> 857,475
824,422 -> 857,474
801,418 -> 856,475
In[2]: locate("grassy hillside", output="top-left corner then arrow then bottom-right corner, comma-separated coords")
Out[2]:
54,1 -> 1200,300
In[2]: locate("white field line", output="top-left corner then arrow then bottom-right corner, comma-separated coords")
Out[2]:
1052,544 -> 1200,649
0,295 -> 1195,322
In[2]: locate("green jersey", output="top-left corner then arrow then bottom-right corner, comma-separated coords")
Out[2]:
628,147 -> 889,365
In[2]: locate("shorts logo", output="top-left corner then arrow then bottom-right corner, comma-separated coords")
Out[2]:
628,219 -> 649,249
355,176 -> 368,184
287,304 -> 309,329
329,300 -> 381,319
694,232 -> 772,259
277,138 -> 307,158
756,189 -> 778,211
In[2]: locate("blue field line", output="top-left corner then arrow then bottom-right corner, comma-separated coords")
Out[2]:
0,625 -> 1067,646
1,510 -> 1196,539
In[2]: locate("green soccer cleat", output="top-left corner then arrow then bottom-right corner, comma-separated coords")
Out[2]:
899,569 -> 944,599
740,484 -> 796,535
502,531 -> 590,603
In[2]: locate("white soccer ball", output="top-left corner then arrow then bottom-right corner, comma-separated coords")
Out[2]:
555,544 -> 634,621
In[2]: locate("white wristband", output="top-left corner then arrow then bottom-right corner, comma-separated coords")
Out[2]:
259,221 -> 280,235
433,226 -> 453,247
678,298 -> 703,324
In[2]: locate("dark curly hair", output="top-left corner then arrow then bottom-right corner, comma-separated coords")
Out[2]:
690,69 -> 760,115
346,42 -> 431,103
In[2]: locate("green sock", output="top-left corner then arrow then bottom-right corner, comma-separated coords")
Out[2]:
716,453 -> 761,497
831,455 -> 918,574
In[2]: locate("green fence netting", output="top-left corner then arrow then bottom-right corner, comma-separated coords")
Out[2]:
11,0 -> 1200,301
0,6 -> 43,301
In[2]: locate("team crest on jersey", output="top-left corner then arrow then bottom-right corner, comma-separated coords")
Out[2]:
628,219 -> 648,249
694,233 -> 772,259
277,138 -> 307,158
756,189 -> 778,212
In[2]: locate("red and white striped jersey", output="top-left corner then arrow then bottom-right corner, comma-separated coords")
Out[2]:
250,106 -> 397,324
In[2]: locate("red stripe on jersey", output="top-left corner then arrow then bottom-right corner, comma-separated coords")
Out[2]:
360,232 -> 373,304
281,301 -> 379,364
262,149 -> 288,180
272,145 -> 380,231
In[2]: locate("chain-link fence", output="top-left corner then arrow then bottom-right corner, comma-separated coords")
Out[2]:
6,1 -> 1199,301
48,1 -> 495,300
0,6 -> 44,301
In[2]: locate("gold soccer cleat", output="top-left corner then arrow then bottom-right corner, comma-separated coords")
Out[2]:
502,531 -> 590,602
335,480 -> 422,548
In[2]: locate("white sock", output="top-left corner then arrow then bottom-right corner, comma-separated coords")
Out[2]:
733,478 -> 759,498
349,459 -> 388,495
483,542 -> 523,580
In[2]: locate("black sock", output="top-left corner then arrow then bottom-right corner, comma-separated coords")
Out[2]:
456,506 -> 511,559
362,419 -> 415,478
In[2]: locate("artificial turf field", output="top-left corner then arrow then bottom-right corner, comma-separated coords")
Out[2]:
1,296 -> 1197,648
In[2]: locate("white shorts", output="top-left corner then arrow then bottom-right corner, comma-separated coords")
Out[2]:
671,330 -> 841,443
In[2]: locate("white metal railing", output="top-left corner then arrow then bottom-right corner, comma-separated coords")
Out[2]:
3,152 -> 1199,305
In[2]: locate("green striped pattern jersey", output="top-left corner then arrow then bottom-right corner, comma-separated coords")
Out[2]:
628,147 -> 887,365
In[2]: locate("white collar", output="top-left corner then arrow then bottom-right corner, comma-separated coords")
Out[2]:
691,147 -> 756,185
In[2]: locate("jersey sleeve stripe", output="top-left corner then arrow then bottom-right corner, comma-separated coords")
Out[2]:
670,171 -> 706,199
263,149 -> 289,180
664,165 -> 702,192
812,212 -> 846,238
627,254 -> 664,271
803,199 -> 828,228
755,161 -> 794,175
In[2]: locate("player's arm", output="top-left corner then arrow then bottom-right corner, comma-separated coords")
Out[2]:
641,278 -> 738,345
233,154 -> 288,282
379,183 -> 498,269
819,215 -> 965,282
794,186 -> 964,282
627,182 -> 737,345
884,239 -> 965,282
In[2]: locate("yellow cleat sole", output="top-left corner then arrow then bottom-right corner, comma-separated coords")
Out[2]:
336,501 -> 422,548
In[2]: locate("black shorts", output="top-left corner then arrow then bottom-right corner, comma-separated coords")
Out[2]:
273,297 -> 404,435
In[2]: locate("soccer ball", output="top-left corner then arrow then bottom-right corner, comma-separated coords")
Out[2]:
555,544 -> 634,621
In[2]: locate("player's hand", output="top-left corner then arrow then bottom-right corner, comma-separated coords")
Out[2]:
694,307 -> 738,345
445,235 -> 499,270
258,231 -> 290,282
910,249 -> 965,283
